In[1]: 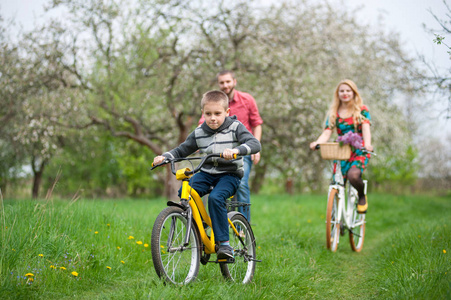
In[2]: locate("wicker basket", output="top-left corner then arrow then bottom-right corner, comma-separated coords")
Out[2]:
319,143 -> 351,160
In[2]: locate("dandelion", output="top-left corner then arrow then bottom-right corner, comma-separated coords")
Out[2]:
60,267 -> 66,270
25,273 -> 34,277
71,271 -> 78,277
38,254 -> 44,257
144,244 -> 149,248
307,219 -> 311,223
128,236 -> 134,240
121,260 -> 125,264
107,224 -> 110,227
106,266 -> 111,270
136,241 -> 143,245
50,265 -> 56,269
117,246 -> 121,250
95,231 -> 98,234
258,246 -> 261,249
444,249 -> 447,254
160,245 -> 164,249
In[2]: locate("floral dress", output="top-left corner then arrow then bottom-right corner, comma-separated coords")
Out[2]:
325,105 -> 371,177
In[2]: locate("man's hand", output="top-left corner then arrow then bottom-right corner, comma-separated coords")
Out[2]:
222,148 -> 239,160
251,152 -> 261,164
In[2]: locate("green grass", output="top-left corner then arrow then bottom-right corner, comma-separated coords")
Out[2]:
0,194 -> 450,299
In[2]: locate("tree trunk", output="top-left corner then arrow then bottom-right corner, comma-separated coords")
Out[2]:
31,157 -> 47,199
250,163 -> 267,194
164,165 -> 180,201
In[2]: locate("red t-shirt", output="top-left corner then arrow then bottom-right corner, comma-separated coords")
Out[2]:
198,90 -> 263,133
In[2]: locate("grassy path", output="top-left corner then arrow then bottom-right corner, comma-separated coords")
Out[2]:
1,193 -> 449,299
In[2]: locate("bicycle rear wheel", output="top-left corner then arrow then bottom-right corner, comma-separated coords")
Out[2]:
151,206 -> 201,285
220,211 -> 256,283
326,188 -> 340,251
349,207 -> 366,252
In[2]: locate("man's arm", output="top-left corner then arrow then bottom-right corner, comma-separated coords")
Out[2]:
251,125 -> 262,164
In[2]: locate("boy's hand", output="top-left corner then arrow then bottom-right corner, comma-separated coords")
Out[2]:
153,155 -> 166,166
222,148 -> 239,160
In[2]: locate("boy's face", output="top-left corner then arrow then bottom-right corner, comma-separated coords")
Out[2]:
202,101 -> 230,130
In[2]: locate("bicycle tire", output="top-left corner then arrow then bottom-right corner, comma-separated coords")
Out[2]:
349,206 -> 366,252
151,206 -> 201,285
326,188 -> 340,251
220,211 -> 256,283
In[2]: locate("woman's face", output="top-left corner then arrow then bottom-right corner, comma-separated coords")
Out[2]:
337,84 -> 354,103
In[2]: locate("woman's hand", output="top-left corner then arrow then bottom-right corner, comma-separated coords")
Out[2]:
310,141 -> 319,150
365,144 -> 374,152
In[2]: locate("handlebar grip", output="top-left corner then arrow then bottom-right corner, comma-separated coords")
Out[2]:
219,153 -> 237,159
315,145 -> 320,150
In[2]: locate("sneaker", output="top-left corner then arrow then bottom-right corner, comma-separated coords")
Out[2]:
217,245 -> 234,259
357,196 -> 368,214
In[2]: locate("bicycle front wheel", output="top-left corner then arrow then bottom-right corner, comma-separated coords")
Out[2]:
151,206 -> 201,285
326,188 -> 340,251
349,206 -> 366,252
220,211 -> 256,283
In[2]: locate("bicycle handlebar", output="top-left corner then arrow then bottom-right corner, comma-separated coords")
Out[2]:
314,144 -> 376,156
151,153 -> 238,175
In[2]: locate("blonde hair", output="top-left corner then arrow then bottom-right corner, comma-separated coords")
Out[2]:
201,90 -> 229,110
327,79 -> 364,129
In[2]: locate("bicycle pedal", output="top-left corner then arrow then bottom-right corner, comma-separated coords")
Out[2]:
215,257 -> 235,264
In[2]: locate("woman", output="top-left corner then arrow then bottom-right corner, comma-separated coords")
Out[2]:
310,79 -> 373,213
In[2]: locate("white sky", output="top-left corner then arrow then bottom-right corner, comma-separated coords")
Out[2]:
1,0 -> 450,137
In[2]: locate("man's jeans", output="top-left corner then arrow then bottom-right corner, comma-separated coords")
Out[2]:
185,171 -> 241,242
236,155 -> 252,222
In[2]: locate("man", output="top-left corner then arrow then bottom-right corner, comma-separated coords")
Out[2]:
199,70 -> 263,222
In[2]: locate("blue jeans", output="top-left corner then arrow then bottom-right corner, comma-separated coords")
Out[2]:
236,155 -> 252,222
185,171 -> 241,242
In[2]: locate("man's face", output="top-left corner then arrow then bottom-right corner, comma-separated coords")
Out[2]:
217,74 -> 236,98
202,101 -> 230,130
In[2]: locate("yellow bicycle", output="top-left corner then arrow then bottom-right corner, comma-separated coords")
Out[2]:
150,153 -> 258,285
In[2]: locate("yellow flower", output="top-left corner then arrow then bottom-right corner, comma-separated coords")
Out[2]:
136,241 -> 143,245
38,254 -> 44,257
307,219 -> 311,223
128,236 -> 134,240
60,267 -> 67,270
444,249 -> 447,254
106,266 -> 111,270
28,278 -> 34,282
25,273 -> 34,277
144,244 -> 149,248
162,250 -> 166,254
50,265 -> 56,269
95,231 -> 99,234
12,249 -> 15,251
160,245 -> 164,249
107,224 -> 110,226
71,271 -> 78,277
117,246 -> 121,250
121,260 -> 125,264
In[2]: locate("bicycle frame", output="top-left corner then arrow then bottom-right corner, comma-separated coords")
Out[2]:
329,162 -> 366,234
177,167 -> 243,255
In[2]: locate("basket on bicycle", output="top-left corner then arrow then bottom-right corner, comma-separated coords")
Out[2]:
319,143 -> 351,160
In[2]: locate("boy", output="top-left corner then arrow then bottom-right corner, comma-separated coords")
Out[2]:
153,90 -> 261,259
